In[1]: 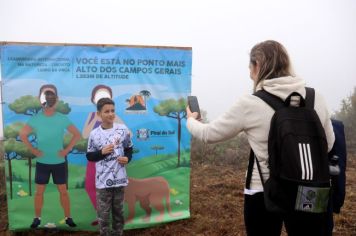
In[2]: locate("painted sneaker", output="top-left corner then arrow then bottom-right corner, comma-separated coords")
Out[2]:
91,219 -> 99,226
65,217 -> 77,227
30,217 -> 41,228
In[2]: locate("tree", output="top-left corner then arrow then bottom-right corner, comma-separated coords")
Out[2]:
151,145 -> 165,156
153,98 -> 186,167
334,87 -> 356,153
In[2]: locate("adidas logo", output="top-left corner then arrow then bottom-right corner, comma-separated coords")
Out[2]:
298,143 -> 313,180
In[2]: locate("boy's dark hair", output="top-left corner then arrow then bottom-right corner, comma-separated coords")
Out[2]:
97,97 -> 115,111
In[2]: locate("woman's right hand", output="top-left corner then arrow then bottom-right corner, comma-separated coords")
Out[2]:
186,106 -> 200,120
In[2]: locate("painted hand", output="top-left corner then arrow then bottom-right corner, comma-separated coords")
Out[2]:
31,148 -> 43,157
59,149 -> 69,157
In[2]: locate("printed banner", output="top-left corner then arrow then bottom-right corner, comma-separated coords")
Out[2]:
0,43 -> 192,231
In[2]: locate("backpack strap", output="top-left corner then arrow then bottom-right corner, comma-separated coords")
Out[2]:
254,89 -> 284,111
246,89 -> 283,189
246,149 -> 265,189
305,87 -> 315,109
245,150 -> 255,189
255,87 -> 315,110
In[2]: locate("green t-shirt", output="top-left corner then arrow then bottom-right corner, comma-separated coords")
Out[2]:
27,112 -> 72,164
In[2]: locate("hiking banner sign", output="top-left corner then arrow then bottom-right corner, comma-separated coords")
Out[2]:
0,42 -> 192,231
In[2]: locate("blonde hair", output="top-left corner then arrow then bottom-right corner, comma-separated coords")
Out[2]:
250,40 -> 294,90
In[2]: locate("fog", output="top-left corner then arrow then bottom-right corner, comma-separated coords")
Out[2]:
1,0 -> 355,119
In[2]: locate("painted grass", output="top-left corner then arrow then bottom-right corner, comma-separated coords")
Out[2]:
5,151 -> 191,231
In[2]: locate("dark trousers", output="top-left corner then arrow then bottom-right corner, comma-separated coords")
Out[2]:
96,187 -> 125,236
244,193 -> 283,236
244,193 -> 328,236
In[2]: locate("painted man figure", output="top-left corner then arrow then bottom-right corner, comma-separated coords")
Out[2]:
20,84 -> 81,228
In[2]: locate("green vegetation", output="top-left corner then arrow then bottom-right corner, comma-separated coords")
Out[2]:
333,87 -> 356,154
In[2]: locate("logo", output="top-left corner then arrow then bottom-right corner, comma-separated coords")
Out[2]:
306,190 -> 316,201
301,189 -> 316,211
298,143 -> 313,180
125,90 -> 151,114
106,179 -> 114,186
137,128 -> 149,141
302,203 -> 313,210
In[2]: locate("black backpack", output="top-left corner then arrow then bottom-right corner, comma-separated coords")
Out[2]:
246,87 -> 330,214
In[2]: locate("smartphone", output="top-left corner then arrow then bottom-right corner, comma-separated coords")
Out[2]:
187,96 -> 201,119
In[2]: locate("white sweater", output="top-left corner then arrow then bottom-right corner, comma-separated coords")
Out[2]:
187,76 -> 335,192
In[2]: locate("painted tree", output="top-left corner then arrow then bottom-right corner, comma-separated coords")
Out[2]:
139,90 -> 151,109
133,148 -> 140,154
4,122 -> 27,141
4,137 -> 35,199
64,134 -> 87,154
4,122 -> 34,198
153,98 -> 187,167
151,145 -> 165,156
9,95 -> 71,115
8,95 -> 42,116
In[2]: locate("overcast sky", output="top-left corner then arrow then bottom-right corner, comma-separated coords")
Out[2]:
1,0 -> 355,119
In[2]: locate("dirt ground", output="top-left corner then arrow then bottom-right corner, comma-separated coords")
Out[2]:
1,157 -> 356,236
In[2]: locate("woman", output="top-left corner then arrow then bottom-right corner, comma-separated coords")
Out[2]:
186,40 -> 335,236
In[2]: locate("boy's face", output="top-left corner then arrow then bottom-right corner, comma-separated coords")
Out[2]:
98,104 -> 115,125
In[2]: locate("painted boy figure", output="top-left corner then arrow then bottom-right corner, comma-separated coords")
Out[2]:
19,84 -> 81,228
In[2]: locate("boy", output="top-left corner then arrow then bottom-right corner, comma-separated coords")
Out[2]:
86,97 -> 133,236
82,84 -> 126,226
